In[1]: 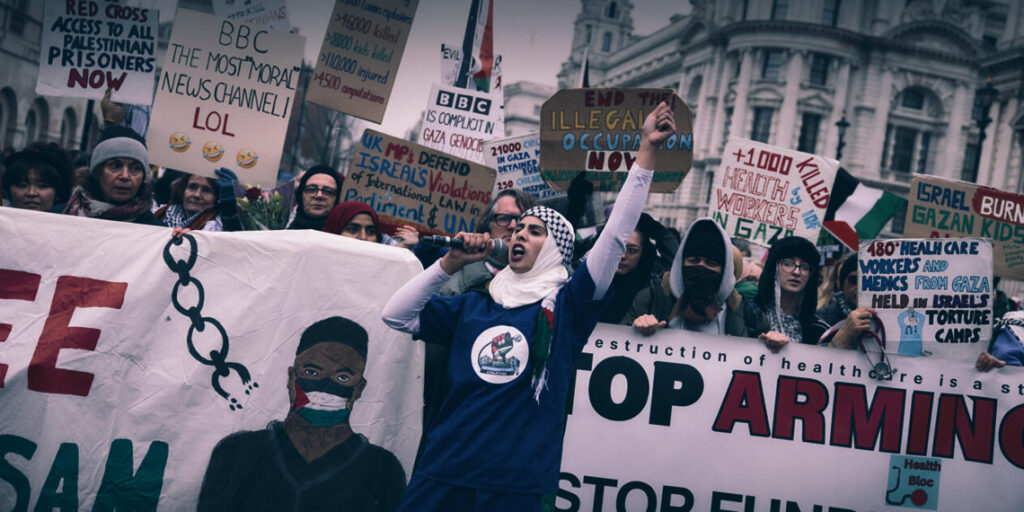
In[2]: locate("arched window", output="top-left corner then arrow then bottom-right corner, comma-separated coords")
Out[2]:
24,110 -> 37,143
61,107 -> 77,148
602,32 -> 612,52
880,87 -> 945,182
687,76 -> 703,106
606,2 -> 618,19
29,97 -> 50,143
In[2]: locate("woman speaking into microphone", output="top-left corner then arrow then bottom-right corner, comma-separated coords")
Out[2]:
382,102 -> 676,511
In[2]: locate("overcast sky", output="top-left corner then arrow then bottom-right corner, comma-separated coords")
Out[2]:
149,0 -> 690,138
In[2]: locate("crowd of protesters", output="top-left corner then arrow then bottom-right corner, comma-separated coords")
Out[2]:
3,95 -> 1023,512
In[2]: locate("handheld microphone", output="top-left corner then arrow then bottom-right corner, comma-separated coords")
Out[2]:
422,235 -> 508,260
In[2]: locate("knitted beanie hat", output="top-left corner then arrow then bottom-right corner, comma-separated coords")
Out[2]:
90,125 -> 149,179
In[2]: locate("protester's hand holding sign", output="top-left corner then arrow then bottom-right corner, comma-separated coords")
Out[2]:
829,307 -> 877,349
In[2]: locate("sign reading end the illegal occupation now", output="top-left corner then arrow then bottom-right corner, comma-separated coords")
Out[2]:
539,89 -> 693,193
858,237 -> 993,361
344,129 -> 496,236
709,137 -> 838,248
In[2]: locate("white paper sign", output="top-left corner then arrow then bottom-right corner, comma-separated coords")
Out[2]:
211,0 -> 291,31
419,84 -> 504,164
36,0 -> 159,105
859,237 -> 994,361
482,132 -> 564,201
147,9 -> 304,187
711,137 -> 839,247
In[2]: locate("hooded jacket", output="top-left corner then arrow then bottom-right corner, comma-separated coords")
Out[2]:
623,218 -> 762,337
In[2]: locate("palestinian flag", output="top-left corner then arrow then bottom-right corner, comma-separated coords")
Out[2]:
470,0 -> 495,92
578,48 -> 590,88
823,167 -> 907,250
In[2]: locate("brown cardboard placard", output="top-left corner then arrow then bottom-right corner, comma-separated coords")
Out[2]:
904,174 -> 1024,279
344,129 -> 496,235
539,88 -> 692,193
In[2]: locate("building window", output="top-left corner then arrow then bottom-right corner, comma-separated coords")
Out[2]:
722,108 -> 733,149
797,113 -> 821,153
890,203 -> 908,234
761,50 -> 783,80
751,108 -> 773,143
705,172 -> 715,202
809,54 -> 830,86
24,111 -> 37,143
607,2 -> 618,19
741,0 -> 749,21
585,25 -> 592,44
901,89 -> 924,110
916,132 -> 931,174
982,36 -> 997,52
771,0 -> 789,20
821,0 -> 841,27
602,32 -> 612,52
890,126 -> 917,173
961,143 -> 980,182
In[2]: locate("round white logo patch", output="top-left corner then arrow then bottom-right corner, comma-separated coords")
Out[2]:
470,325 -> 530,384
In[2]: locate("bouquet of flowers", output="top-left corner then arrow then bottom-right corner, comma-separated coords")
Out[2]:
237,186 -> 290,230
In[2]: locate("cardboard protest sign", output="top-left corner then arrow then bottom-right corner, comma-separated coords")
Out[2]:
858,238 -> 993,361
561,323 -> 1024,512
709,137 -> 839,247
904,174 -> 1024,280
345,129 -> 496,235
305,0 -> 419,124
482,133 -> 564,202
211,0 -> 290,31
440,43 -> 462,86
36,0 -> 159,105
0,207 -> 422,511
147,9 -> 303,188
539,88 -> 692,193
418,84 -> 504,164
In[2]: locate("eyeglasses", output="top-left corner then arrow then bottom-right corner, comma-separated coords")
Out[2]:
779,259 -> 811,274
491,213 -> 518,227
303,185 -> 337,197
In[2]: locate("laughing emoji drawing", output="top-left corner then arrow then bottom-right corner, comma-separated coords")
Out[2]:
202,141 -> 225,162
169,132 -> 191,152
236,148 -> 258,168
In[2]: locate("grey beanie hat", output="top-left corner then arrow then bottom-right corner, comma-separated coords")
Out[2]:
90,126 -> 150,179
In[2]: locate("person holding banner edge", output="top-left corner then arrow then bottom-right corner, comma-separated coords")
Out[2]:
381,102 -> 675,511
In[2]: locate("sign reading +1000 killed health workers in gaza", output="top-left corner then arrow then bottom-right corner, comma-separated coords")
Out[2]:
306,0 -> 419,124
539,89 -> 693,193
146,9 -> 304,188
709,137 -> 838,247
36,0 -> 159,105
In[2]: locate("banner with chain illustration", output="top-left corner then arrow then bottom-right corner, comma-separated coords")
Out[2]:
0,208 -> 422,511
560,323 -> 1023,512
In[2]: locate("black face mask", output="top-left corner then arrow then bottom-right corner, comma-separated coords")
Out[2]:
682,264 -> 723,311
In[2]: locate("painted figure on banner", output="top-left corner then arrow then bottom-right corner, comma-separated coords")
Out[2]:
897,307 -> 925,356
197,316 -> 406,512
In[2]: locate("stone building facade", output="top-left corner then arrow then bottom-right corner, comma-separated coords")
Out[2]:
555,0 -> 1024,249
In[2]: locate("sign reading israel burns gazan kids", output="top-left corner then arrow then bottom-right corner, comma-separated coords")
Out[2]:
345,129 -> 496,235
904,174 -> 1024,280
419,84 -> 504,164
858,237 -> 993,362
709,137 -> 838,247
539,89 -> 693,193
306,0 -> 419,124
483,133 -> 564,201
36,0 -> 159,105
146,10 -> 304,188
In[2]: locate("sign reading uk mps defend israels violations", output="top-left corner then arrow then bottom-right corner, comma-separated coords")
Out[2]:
559,323 -> 1024,512
539,89 -> 693,193
147,9 -> 304,188
0,207 -> 422,511
306,0 -> 419,123
418,84 -> 504,164
904,174 -> 1024,280
710,137 -> 839,247
345,129 -> 496,235
36,0 -> 159,105
482,133 -> 564,201
858,237 -> 993,361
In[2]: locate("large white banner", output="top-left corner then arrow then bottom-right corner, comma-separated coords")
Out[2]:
36,0 -> 159,105
561,324 -> 1023,512
0,208 -> 423,511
